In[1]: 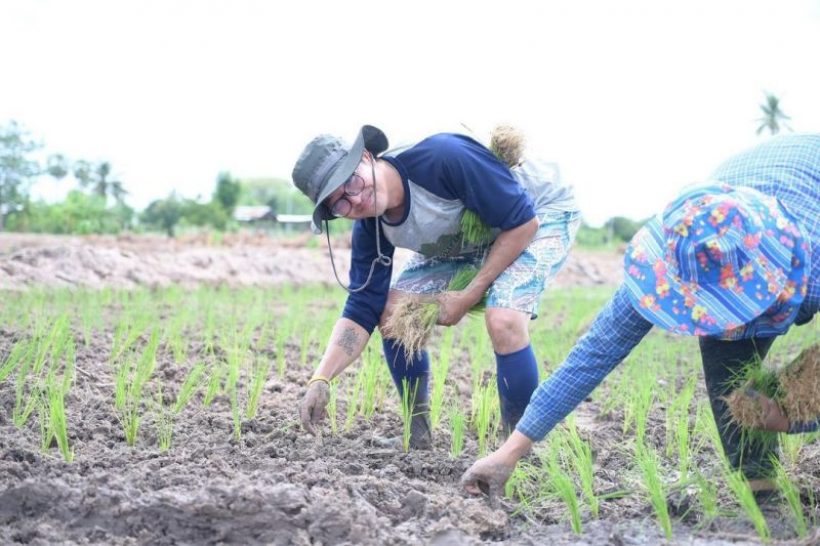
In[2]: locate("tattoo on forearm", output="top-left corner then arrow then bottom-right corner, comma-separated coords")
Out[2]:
337,327 -> 359,357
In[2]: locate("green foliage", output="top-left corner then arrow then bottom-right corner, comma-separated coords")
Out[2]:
7,191 -> 134,234
141,194 -> 184,237
239,177 -> 314,214
0,120 -> 41,230
74,160 -> 127,203
180,199 -> 229,230
214,171 -> 241,215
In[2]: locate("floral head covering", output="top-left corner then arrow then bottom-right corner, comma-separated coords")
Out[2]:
623,183 -> 809,337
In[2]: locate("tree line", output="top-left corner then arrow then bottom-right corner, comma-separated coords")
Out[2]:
0,92 -> 792,239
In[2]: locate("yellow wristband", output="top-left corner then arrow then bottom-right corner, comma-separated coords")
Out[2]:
308,375 -> 330,387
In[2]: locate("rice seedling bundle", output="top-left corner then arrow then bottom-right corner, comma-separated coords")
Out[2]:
725,343 -> 818,429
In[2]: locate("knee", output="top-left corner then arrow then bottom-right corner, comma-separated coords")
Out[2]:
485,309 -> 529,351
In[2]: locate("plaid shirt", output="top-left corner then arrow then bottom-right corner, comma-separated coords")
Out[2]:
517,134 -> 819,442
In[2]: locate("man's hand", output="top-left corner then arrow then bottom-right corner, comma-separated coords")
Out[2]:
461,450 -> 517,507
437,290 -> 481,327
299,380 -> 330,435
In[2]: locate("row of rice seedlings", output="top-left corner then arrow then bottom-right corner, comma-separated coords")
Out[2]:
400,378 -> 420,453
772,459 -> 810,538
153,386 -> 174,452
113,327 -> 160,446
174,361 -> 206,413
623,370 -> 654,445
358,344 -> 389,420
724,469 -> 770,541
544,441 -> 583,534
564,416 -> 599,518
14,314 -> 73,427
429,328 -> 454,429
245,356 -> 271,420
665,375 -> 696,480
327,380 -> 339,435
635,442 -> 673,540
449,402 -> 466,458
472,381 -> 499,455
38,339 -> 76,462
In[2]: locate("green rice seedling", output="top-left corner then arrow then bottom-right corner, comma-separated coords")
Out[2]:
299,328 -> 313,368
472,381 -> 498,456
153,387 -> 174,453
400,378 -> 419,453
0,339 -> 30,385
565,417 -> 599,518
174,362 -> 206,414
358,346 -> 383,420
449,403 -> 466,458
545,443 -> 582,534
344,376 -> 361,432
635,443 -> 673,540
327,380 -> 339,436
724,470 -> 770,541
460,210 -> 494,247
623,373 -> 654,444
203,364 -> 224,406
772,459 -> 808,538
245,357 -> 271,420
429,329 -> 454,429
275,325 -> 289,378
693,470 -> 720,522
665,376 -> 696,479
45,372 -> 73,462
780,434 -> 805,466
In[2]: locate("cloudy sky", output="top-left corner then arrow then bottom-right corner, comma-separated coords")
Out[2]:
2,0 -> 819,225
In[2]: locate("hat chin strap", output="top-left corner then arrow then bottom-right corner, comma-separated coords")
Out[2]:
325,157 -> 392,294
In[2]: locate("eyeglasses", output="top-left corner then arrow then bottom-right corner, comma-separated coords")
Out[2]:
327,172 -> 365,218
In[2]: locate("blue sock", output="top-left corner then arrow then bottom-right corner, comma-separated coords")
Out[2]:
382,338 -> 430,405
496,344 -> 539,427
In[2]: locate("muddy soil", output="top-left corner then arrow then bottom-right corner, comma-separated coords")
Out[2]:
0,233 -> 623,291
1,324 -> 818,546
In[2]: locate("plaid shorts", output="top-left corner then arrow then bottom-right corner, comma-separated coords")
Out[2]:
392,210 -> 581,318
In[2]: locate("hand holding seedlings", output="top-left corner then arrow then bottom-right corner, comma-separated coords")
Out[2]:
299,378 -> 330,435
436,289 -> 482,327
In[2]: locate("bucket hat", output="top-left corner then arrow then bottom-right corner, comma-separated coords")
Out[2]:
292,125 -> 389,234
623,183 -> 809,337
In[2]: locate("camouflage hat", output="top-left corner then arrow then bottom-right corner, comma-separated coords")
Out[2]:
292,125 -> 388,233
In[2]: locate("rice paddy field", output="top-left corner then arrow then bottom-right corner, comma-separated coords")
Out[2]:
1,280 -> 818,545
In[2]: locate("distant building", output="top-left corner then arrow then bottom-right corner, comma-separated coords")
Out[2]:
232,206 -> 312,231
233,206 -> 276,223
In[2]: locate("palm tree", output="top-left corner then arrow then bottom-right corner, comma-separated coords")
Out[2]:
756,93 -> 791,136
74,160 -> 128,204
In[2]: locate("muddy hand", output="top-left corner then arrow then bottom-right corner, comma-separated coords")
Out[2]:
744,388 -> 789,432
437,290 -> 477,327
299,381 -> 330,436
461,454 -> 515,508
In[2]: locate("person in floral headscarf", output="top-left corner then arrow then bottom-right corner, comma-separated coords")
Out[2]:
462,133 -> 819,503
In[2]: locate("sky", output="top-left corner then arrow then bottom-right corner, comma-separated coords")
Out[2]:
1,0 -> 819,226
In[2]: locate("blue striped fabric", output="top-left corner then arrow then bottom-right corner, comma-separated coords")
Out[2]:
517,134 -> 819,442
